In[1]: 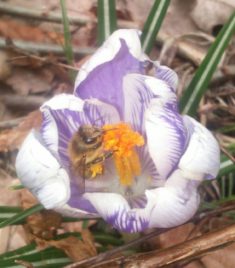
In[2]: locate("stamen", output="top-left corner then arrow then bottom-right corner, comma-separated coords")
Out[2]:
103,123 -> 144,186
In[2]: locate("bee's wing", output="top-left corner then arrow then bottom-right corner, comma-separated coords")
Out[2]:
72,154 -> 86,194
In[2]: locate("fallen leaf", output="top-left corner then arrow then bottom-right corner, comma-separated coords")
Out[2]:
21,189 -> 62,243
184,243 -> 235,268
0,174 -> 27,253
47,230 -> 97,261
0,18 -> 63,44
5,67 -> 54,95
0,110 -> 42,152
158,223 -> 196,248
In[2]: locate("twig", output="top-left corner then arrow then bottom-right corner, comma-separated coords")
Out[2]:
9,53 -> 80,71
0,3 -> 205,66
156,32 -> 206,66
0,117 -> 25,129
0,38 -> 95,56
1,94 -> 48,110
0,2 -> 96,25
64,201 -> 235,268
220,146 -> 235,164
196,202 -> 235,222
0,2 -> 137,29
93,223 -> 235,268
63,227 -> 174,268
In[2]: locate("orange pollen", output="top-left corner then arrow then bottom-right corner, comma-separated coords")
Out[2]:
102,123 -> 144,186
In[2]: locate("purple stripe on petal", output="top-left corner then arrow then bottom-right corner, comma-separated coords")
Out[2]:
129,195 -> 147,209
122,74 -> 162,183
43,108 -> 87,169
137,146 -> 160,184
145,98 -> 187,181
106,209 -> 149,233
123,74 -> 154,135
83,100 -> 120,127
155,65 -> 178,91
84,192 -> 149,232
75,39 -> 144,117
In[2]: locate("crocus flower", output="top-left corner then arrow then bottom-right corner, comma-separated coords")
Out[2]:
16,29 -> 220,233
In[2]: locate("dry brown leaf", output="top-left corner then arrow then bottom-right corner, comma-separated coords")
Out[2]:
5,67 -> 54,95
47,230 -> 97,262
0,174 -> 27,253
184,243 -> 235,268
160,223 -> 197,248
20,189 -> 62,243
20,190 -> 97,261
0,18 -> 63,44
0,110 -> 42,152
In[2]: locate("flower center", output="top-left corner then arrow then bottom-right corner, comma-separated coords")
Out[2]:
102,123 -> 144,186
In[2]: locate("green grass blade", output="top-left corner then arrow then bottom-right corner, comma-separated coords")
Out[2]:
218,156 -> 235,177
0,206 -> 98,225
180,12 -> 235,116
0,247 -> 71,268
60,0 -> 74,64
228,172 -> 234,198
0,206 -> 22,214
9,184 -> 24,190
0,204 -> 43,228
98,0 -> 117,45
141,0 -> 170,54
0,206 -> 23,223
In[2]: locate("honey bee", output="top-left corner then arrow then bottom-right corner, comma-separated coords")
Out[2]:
68,125 -> 113,184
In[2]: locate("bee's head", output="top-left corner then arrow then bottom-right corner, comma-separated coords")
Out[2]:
78,125 -> 102,144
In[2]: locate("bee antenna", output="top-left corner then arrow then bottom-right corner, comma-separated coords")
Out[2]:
92,116 -> 105,126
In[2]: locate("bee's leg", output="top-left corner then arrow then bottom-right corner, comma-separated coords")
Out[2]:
87,151 -> 113,167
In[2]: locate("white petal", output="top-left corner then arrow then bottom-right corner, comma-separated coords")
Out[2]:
15,130 -> 70,209
146,186 -> 199,228
84,192 -> 130,219
133,169 -> 200,228
179,116 -> 220,180
75,29 -> 142,89
41,93 -> 84,112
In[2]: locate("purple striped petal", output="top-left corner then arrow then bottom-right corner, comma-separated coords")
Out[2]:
144,78 -> 187,180
75,33 -> 145,117
155,64 -> 178,91
84,169 -> 200,231
84,192 -> 149,232
123,74 -> 154,134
